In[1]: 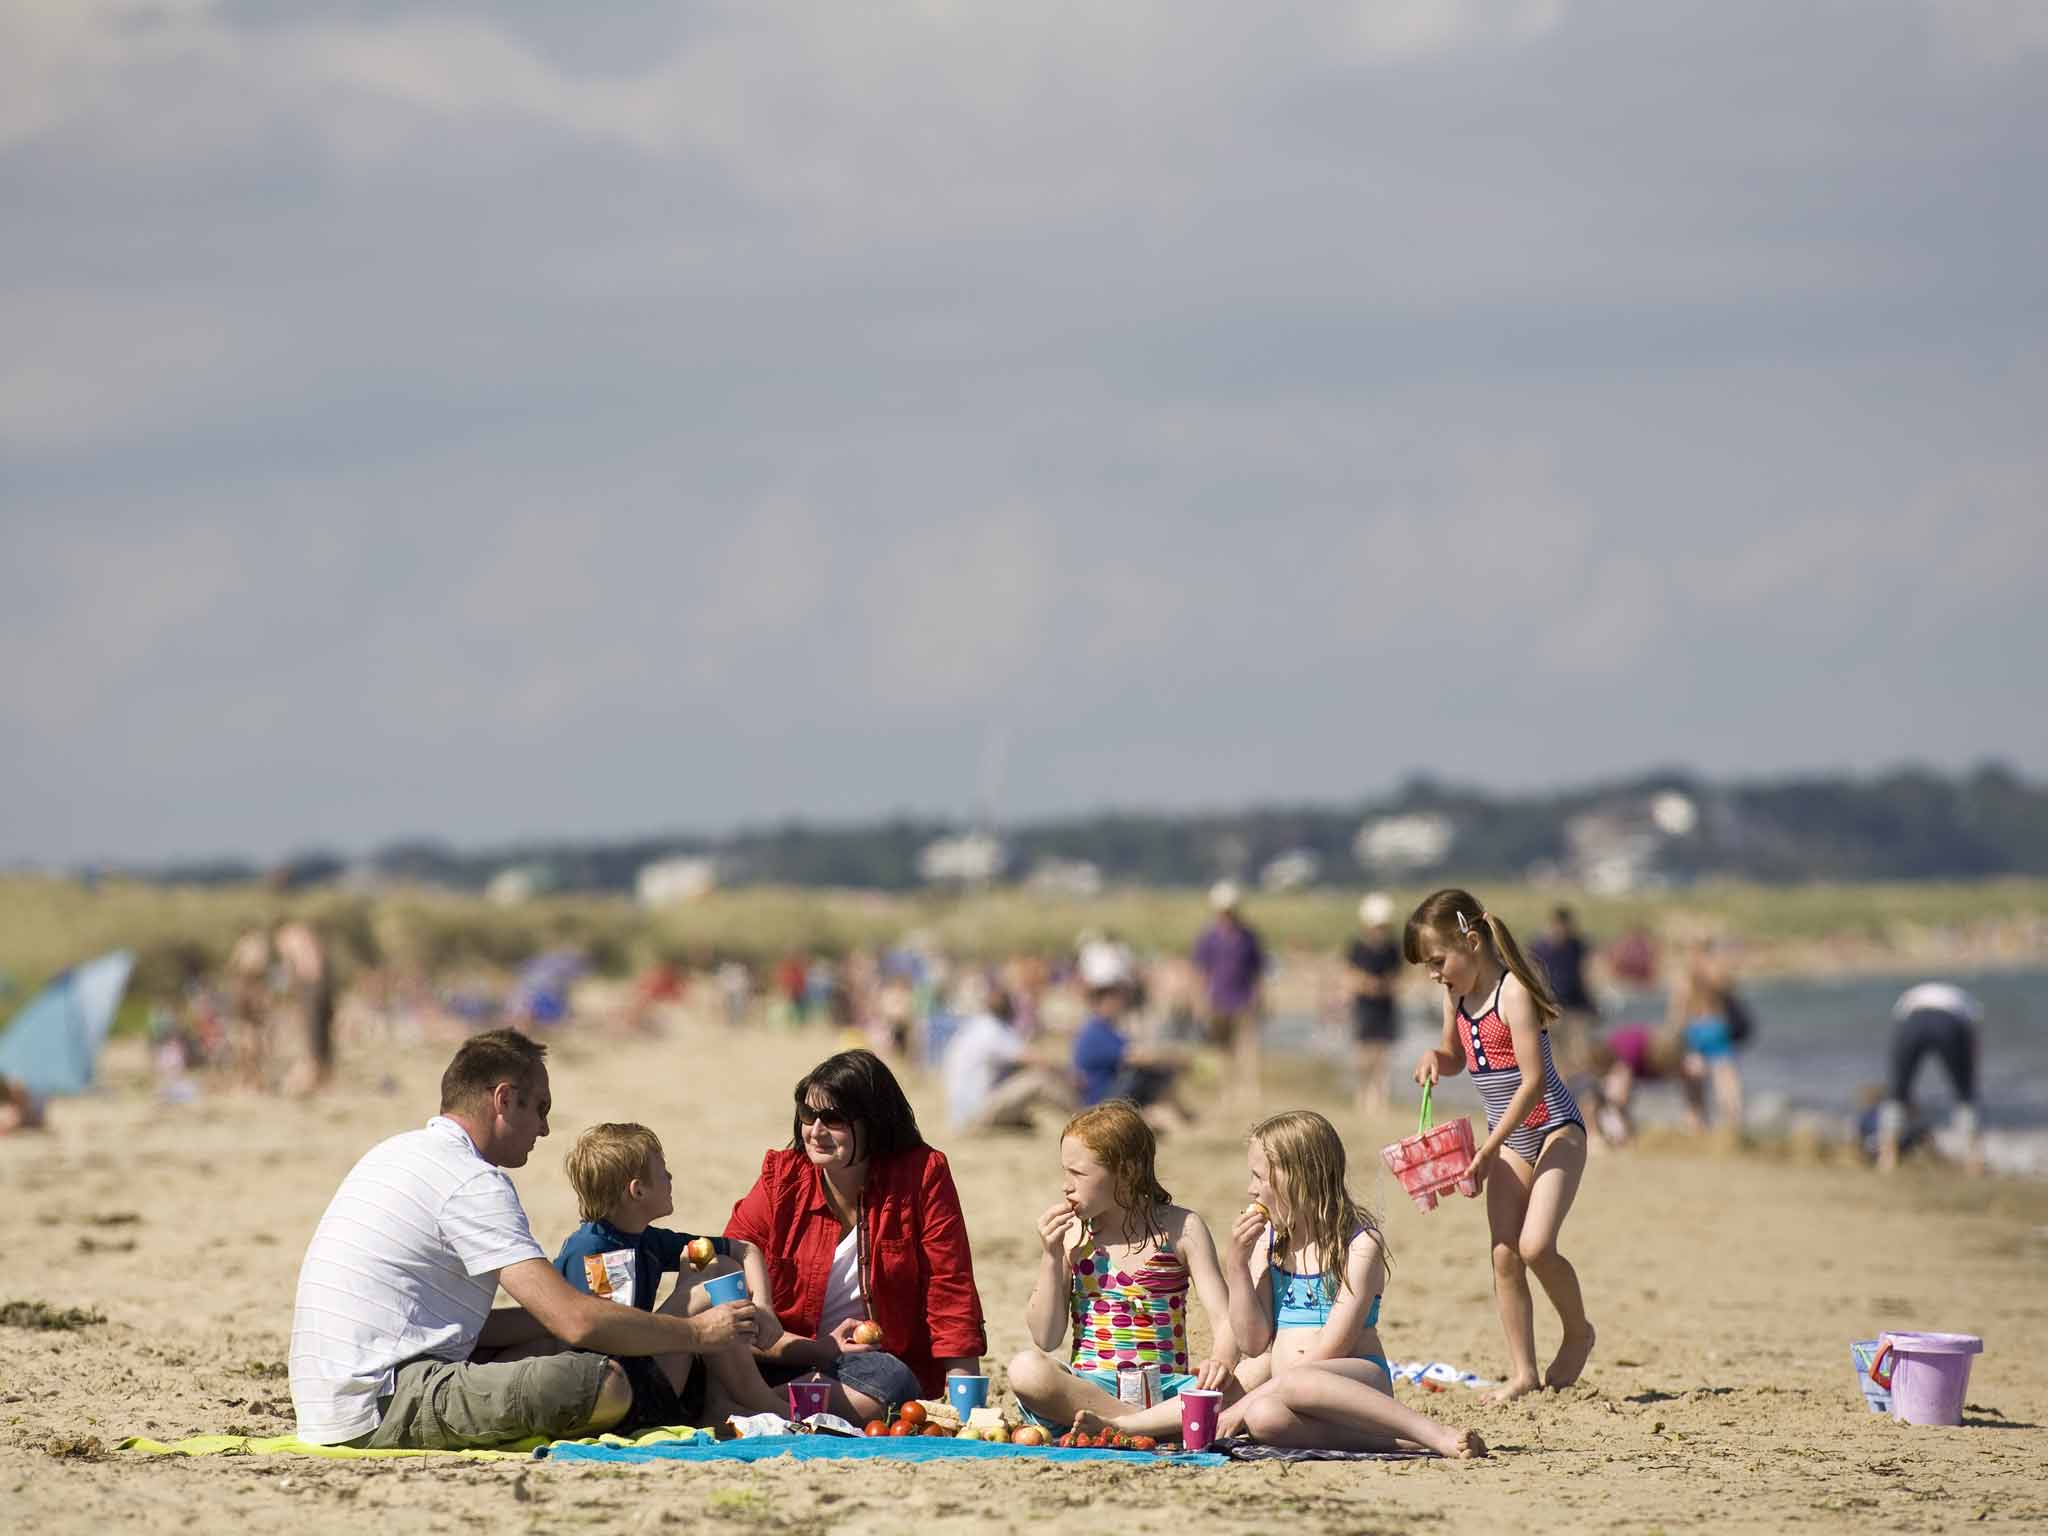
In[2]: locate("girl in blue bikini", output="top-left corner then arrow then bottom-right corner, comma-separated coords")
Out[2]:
1213,1110 -> 1483,1458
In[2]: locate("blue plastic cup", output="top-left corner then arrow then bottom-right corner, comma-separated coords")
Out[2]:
703,1270 -> 749,1307
946,1374 -> 990,1416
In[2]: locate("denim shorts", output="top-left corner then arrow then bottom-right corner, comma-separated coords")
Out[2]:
765,1351 -> 923,1413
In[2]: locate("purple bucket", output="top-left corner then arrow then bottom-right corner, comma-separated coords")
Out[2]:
1870,1332 -> 1983,1426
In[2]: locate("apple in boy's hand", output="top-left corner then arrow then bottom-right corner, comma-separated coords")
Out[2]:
684,1237 -> 717,1267
851,1320 -> 884,1347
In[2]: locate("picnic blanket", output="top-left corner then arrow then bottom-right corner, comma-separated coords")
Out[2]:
118,1424 -> 1228,1466
541,1435 -> 1227,1467
117,1433 -> 533,1461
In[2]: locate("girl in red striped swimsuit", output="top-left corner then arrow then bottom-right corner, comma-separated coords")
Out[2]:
1406,888 -> 1595,1405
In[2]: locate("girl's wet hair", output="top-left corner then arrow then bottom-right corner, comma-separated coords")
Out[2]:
789,1048 -> 924,1163
1062,1101 -> 1171,1244
1403,887 -> 1560,1023
1249,1109 -> 1385,1300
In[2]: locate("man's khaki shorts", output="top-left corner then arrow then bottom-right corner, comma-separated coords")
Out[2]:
351,1350 -> 614,1450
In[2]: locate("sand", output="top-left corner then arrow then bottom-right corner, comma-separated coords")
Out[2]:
4,1010 -> 2045,1536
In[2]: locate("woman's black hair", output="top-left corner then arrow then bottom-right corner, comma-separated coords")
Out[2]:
789,1048 -> 924,1163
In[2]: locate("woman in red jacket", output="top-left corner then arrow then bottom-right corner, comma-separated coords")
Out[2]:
726,1048 -> 987,1420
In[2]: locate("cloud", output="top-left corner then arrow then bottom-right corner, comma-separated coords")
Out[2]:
2,1 -> 2045,862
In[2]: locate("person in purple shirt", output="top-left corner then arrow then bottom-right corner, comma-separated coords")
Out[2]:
1192,882 -> 1267,1111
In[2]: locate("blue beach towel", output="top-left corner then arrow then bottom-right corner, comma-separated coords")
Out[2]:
540,1435 -> 1227,1467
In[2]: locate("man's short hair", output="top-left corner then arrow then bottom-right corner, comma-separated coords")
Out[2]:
439,1029 -> 548,1115
565,1123 -> 663,1222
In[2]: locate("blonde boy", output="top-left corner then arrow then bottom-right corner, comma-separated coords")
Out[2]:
553,1123 -> 786,1423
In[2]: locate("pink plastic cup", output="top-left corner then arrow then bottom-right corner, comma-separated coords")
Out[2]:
785,1378 -> 833,1420
1179,1388 -> 1222,1451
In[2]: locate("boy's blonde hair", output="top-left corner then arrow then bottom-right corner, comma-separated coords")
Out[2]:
1248,1109 -> 1386,1301
566,1122 -> 663,1222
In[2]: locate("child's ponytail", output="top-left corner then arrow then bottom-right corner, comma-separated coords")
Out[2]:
1405,888 -> 1560,1024
1483,910 -> 1561,1025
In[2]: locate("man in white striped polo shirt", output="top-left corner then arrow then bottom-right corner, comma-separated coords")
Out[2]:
289,1029 -> 760,1448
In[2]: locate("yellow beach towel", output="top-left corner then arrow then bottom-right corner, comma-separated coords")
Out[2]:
118,1423 -> 706,1461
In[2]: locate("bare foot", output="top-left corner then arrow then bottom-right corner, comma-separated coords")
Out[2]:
1070,1408 -> 1119,1439
1545,1322 -> 1596,1390
1486,1374 -> 1541,1406
1444,1426 -> 1487,1459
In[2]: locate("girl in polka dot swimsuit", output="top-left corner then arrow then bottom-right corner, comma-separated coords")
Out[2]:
1006,1101 -> 1238,1434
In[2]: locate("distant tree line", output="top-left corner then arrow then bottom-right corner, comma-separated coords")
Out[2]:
135,763 -> 2048,894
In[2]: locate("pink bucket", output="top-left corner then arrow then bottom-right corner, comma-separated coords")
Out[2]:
1380,1083 -> 1478,1212
1868,1332 -> 1983,1426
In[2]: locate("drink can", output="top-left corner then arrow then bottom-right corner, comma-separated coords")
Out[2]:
1116,1363 -> 1161,1408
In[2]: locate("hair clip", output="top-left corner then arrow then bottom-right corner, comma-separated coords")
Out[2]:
1455,911 -> 1471,935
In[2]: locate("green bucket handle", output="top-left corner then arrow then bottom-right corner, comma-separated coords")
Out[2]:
1417,1080 -> 1435,1135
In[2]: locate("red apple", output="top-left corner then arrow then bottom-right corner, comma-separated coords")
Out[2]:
684,1237 -> 717,1268
851,1320 -> 885,1347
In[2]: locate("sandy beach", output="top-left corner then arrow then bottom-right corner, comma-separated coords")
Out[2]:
4,1009 -> 2045,1536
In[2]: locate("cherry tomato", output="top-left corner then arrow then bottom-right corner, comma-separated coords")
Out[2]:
863,1420 -> 888,1437
888,1421 -> 915,1437
897,1401 -> 927,1428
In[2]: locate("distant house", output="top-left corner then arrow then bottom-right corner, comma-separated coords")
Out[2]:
1353,813 -> 1455,873
486,866 -> 547,906
636,856 -> 719,907
918,832 -> 1006,886
1563,790 -> 1698,893
1260,849 -> 1320,892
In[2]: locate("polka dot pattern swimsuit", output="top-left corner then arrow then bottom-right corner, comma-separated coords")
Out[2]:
1069,1236 -> 1191,1374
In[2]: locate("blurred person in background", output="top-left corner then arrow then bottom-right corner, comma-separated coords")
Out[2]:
1532,907 -> 1599,1075
0,1074 -> 47,1135
941,977 -> 1075,1133
1193,881 -> 1267,1112
1073,942 -> 1196,1134
1873,982 -> 1985,1176
1666,937 -> 1751,1133
276,918 -> 334,1095
1346,893 -> 1402,1118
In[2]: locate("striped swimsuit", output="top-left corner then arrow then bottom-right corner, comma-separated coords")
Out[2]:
1459,975 -> 1584,1162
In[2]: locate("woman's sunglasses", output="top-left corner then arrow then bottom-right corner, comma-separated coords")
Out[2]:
796,1104 -> 851,1129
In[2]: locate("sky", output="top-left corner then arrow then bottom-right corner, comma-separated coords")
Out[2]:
4,1 -> 2046,866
